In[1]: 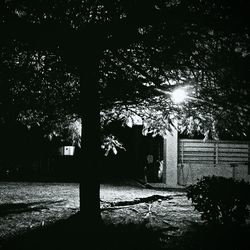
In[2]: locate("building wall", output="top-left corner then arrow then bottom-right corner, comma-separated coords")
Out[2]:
163,129 -> 178,186
177,163 -> 250,186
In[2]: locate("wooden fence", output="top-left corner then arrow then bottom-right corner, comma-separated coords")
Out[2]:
178,139 -> 250,166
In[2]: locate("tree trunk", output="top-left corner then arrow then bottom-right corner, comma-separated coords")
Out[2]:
79,54 -> 103,231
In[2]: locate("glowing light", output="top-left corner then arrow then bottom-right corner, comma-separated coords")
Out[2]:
171,88 -> 188,104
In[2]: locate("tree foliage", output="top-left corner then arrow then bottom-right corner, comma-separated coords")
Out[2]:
187,176 -> 250,225
0,40 -> 80,142
0,0 -> 250,143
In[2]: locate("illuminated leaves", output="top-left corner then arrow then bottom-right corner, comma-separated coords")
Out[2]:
101,134 -> 125,156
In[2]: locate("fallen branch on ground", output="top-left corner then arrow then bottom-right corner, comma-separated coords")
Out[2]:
101,195 -> 173,211
101,205 -> 132,211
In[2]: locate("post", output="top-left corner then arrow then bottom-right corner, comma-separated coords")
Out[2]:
162,127 -> 178,187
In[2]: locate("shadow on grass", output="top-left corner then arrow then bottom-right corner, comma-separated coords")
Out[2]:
1,212 -> 250,250
1,212 -> 161,250
0,200 -> 65,217
162,222 -> 250,250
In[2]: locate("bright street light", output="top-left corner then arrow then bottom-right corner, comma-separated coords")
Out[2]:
156,85 -> 216,107
155,85 -> 193,104
171,87 -> 188,104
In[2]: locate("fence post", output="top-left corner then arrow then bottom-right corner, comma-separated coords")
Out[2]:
216,142 -> 219,165
248,144 -> 250,175
181,141 -> 184,165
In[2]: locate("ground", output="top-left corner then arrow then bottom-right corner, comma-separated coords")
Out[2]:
0,180 -> 249,249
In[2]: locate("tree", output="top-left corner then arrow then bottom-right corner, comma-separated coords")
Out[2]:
1,0 -> 250,231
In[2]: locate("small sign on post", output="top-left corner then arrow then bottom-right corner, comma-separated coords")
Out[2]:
58,146 -> 75,156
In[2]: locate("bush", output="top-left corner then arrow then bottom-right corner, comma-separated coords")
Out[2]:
186,176 -> 250,225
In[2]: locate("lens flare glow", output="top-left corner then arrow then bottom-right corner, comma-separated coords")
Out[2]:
171,88 -> 188,104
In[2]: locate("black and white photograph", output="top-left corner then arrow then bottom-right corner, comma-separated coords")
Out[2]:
0,1 -> 250,249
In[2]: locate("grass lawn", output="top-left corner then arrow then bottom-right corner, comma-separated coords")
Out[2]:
0,180 -> 249,249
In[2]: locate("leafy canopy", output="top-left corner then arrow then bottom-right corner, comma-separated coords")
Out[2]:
0,0 -> 250,146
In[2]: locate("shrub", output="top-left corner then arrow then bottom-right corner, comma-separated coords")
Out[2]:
186,176 -> 250,225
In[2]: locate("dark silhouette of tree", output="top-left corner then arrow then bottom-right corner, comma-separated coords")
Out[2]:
0,0 -> 250,231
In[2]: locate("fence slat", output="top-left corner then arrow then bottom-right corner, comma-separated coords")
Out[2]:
181,143 -> 215,148
181,147 -> 215,152
179,158 -> 214,161
219,148 -> 249,153
182,152 -> 214,156
219,157 -> 248,162
219,153 -> 248,157
218,144 -> 249,149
